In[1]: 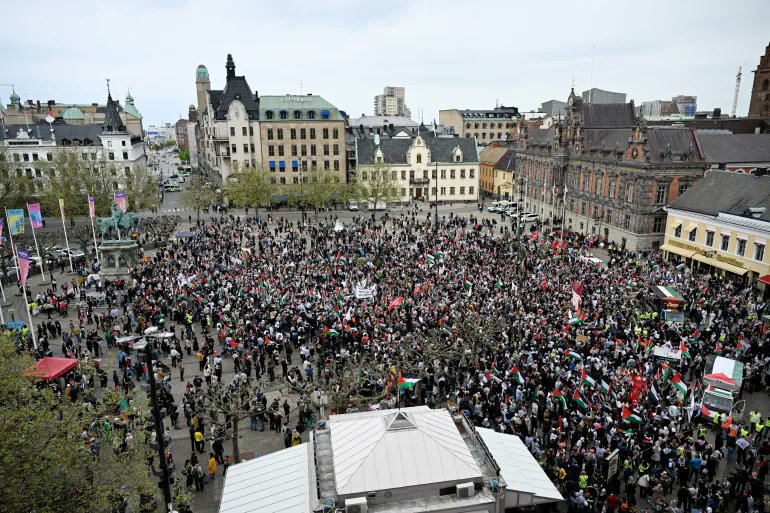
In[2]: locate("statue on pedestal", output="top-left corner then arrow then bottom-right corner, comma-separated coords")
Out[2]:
97,201 -> 138,240
97,200 -> 139,278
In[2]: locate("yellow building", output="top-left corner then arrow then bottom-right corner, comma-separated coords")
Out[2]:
479,146 -> 517,200
662,171 -> 770,284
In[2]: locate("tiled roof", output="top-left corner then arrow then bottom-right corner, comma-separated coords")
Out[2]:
357,133 -> 479,165
584,128 -> 632,150
581,103 -> 635,128
669,170 -> 770,219
646,127 -> 703,163
479,146 -> 508,165
527,127 -> 555,147
496,149 -> 517,172
0,123 -> 103,144
697,134 -> 770,164
102,93 -> 126,133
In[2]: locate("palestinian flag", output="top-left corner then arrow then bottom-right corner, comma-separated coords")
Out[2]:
512,365 -> 525,385
680,340 -> 691,358
336,251 -> 347,264
600,379 -> 611,394
573,390 -> 589,410
568,316 -> 583,326
552,390 -> 568,410
376,320 -> 386,330
437,251 -> 446,260
700,403 -> 712,418
325,328 -> 340,337
496,280 -> 503,288
659,362 -> 671,380
691,330 -> 700,340
463,280 -> 472,289
387,297 -> 403,311
670,372 -> 687,395
398,371 -> 419,389
581,368 -> 596,388
648,384 -> 660,404
622,406 -> 643,424
427,254 -> 435,265
564,349 -> 582,360
608,384 -> 619,403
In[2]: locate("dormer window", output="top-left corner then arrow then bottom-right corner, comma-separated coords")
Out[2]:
293,110 -> 301,120
280,110 -> 288,120
308,110 -> 316,119
376,156 -> 383,164
416,154 -> 422,164
266,110 -> 274,120
455,155 -> 461,162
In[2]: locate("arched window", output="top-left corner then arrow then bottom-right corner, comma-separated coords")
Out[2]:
265,110 -> 274,120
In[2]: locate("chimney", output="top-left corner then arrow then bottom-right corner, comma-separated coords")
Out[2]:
713,108 -> 721,118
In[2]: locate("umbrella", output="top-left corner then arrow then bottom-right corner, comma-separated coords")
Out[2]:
143,326 -> 159,336
175,230 -> 195,239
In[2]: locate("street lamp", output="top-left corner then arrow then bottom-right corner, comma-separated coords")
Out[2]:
434,162 -> 438,233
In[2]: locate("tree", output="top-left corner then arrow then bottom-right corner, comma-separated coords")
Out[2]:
180,176 -> 215,223
225,165 -> 275,219
178,149 -> 190,163
71,225 -> 98,266
304,168 -> 350,220
0,147 -> 34,210
123,166 -> 159,213
0,334 -> 157,512
354,161 -> 401,219
140,215 -> 180,244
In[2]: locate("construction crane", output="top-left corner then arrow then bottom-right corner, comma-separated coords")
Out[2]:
732,67 -> 742,118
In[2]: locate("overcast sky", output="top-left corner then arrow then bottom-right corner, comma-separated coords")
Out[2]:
2,1 -> 768,126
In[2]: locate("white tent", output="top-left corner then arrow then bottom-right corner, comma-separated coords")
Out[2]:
218,443 -> 315,513
476,428 -> 563,507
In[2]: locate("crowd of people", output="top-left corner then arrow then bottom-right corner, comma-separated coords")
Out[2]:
14,206 -> 770,512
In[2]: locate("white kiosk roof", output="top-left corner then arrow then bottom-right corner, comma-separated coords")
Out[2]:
476,428 -> 563,507
219,443 -> 312,513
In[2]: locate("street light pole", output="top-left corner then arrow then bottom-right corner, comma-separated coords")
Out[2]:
434,162 -> 438,233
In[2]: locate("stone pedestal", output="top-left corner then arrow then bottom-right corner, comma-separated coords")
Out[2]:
99,239 -> 139,278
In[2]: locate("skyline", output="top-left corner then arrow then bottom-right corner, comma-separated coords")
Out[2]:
1,0 -> 768,126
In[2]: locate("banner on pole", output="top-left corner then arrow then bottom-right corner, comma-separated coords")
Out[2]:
58,199 -> 65,219
28,203 -> 43,229
114,193 -> 127,213
0,218 -> 3,245
7,209 -> 24,235
88,196 -> 96,219
18,249 -> 30,287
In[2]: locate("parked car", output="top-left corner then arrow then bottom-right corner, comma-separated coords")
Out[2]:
348,200 -> 359,211
520,213 -> 539,223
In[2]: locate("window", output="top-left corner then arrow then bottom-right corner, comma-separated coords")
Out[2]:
678,182 -> 690,196
705,230 -> 714,247
416,154 -> 422,164
23,153 -> 29,162
300,128 -> 306,139
243,144 -> 249,153
291,145 -> 297,156
122,140 -> 126,147
755,243 -> 765,262
432,187 -> 437,196
624,214 -> 631,230
290,129 -> 296,140
674,224 -> 682,238
81,153 -> 88,160
267,129 -> 273,140
280,111 -> 287,120
324,160 -> 330,170
431,169 -> 437,179
294,110 -> 301,120
688,228 -> 697,242
721,234 -> 730,251
292,177 -> 298,184
423,170 -> 428,179
441,169 -> 446,179
450,169 -> 456,179
609,178 -> 615,198
242,127 -> 247,136
230,127 -> 235,136
440,187 -> 446,195
626,182 -> 634,202
333,128 -> 339,139
334,160 -> 340,171
266,111 -> 274,120
333,144 -> 339,156
450,187 -> 455,195
279,177 -> 286,184
392,170 -> 398,180
410,170 -> 415,179
458,169 -> 464,179
736,238 -> 746,256
401,170 -> 407,180
231,144 -> 237,154
311,145 -> 317,156
277,129 -> 283,139
310,128 -> 316,139
605,209 -> 612,223
301,144 -> 307,156
268,145 -> 275,157
470,169 -> 475,179
401,188 -> 407,196
460,186 -> 465,195
656,184 -> 668,204
250,144 -> 255,152
308,110 -> 315,119
323,128 -> 329,139
361,171 -> 368,180
455,155 -> 461,162
469,186 -> 474,195
278,146 -> 284,157
596,175 -> 603,195
109,152 -> 115,160
46,152 -> 53,161
122,152 -> 128,160
249,126 -> 254,136
323,144 -> 330,156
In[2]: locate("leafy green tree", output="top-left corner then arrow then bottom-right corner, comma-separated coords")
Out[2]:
180,175 -> 215,222
178,149 -> 190,163
304,168 -> 349,220
123,166 -> 159,213
0,334 -> 157,512
0,147 -> 34,210
355,161 -> 401,219
226,165 -> 275,218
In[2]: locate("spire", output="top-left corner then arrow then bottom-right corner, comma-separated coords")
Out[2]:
225,54 -> 236,80
102,87 -> 125,133
9,87 -> 20,112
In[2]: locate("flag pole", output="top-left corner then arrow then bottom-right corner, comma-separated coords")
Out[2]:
26,203 -> 46,283
59,199 -> 74,273
4,208 -> 20,280
0,279 -> 6,324
18,254 -> 37,350
88,197 -> 100,265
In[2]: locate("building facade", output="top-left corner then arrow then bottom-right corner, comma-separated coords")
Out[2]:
479,146 -> 516,199
0,90 -> 146,192
516,89 -> 708,251
356,133 -> 480,204
439,106 -> 519,144
373,86 -> 411,118
748,42 -> 770,118
581,88 -> 627,104
641,100 -> 679,118
672,95 -> 697,116
663,171 -> 770,283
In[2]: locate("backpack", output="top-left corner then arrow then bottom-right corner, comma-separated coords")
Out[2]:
193,465 -> 204,478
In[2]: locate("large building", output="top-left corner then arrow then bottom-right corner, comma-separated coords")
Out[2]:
479,146 -> 517,199
581,87 -> 626,104
356,132 -> 480,204
748,42 -> 770,118
439,106 -> 520,144
641,100 -> 680,118
663,171 -> 770,284
539,99 -> 567,117
197,54 -> 347,182
0,89 -> 146,191
673,95 -> 698,116
1,88 -> 143,136
516,89 -> 708,251
698,133 -> 770,174
373,86 -> 411,118
218,407 -> 561,513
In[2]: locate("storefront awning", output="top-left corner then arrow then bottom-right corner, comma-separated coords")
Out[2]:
758,275 -> 770,285
659,244 -> 695,258
691,253 -> 748,276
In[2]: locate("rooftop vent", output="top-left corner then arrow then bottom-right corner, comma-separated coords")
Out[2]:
747,207 -> 766,218
456,482 -> 475,499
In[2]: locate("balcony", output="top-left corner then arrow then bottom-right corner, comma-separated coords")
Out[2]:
409,177 -> 429,185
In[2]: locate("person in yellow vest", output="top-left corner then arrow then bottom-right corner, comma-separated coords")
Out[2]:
749,410 -> 758,424
764,416 -> 770,438
755,418 -> 765,444
740,425 -> 750,437
698,426 -> 708,438
578,470 -> 588,489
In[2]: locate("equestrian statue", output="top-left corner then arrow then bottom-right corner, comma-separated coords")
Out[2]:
97,201 -> 138,239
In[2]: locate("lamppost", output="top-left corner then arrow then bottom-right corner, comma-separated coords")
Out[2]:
434,161 -> 439,233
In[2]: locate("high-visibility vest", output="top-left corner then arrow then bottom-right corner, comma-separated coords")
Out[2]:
756,422 -> 764,433
741,427 -> 750,436
699,427 -> 708,438
579,474 -> 588,489
749,411 -> 757,423
714,414 -> 721,425
722,417 -> 733,430
729,426 -> 738,437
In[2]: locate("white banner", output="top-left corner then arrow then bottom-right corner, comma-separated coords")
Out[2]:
354,284 -> 377,299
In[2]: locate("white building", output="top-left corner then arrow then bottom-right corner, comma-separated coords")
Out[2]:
0,90 -> 146,191
218,406 -> 561,513
373,86 -> 410,118
355,133 -> 480,204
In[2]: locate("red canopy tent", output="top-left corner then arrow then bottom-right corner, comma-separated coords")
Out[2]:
35,357 -> 78,381
759,275 -> 770,286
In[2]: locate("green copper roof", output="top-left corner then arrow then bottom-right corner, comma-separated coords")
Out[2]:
259,94 -> 343,121
123,92 -> 141,119
62,106 -> 85,120
196,65 -> 209,80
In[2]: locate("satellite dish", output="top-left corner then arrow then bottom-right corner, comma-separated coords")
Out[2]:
45,114 -> 55,124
